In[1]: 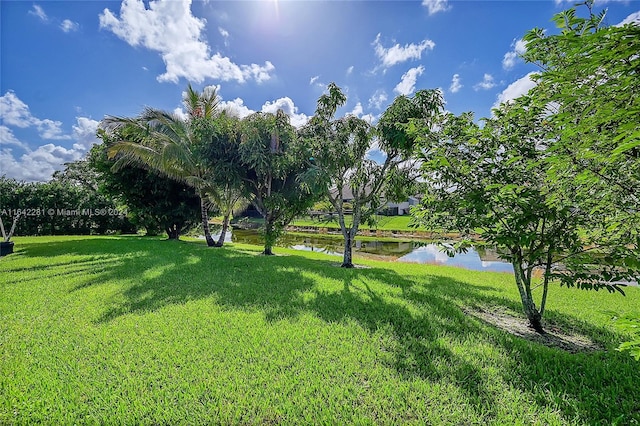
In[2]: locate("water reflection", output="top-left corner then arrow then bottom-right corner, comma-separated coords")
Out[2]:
397,245 -> 514,273
211,229 -> 515,273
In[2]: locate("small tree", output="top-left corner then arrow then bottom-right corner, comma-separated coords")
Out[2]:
520,2 -> 640,281
239,110 -> 317,255
303,83 -> 442,267
520,2 -> 640,339
412,98 -> 625,333
194,111 -> 248,246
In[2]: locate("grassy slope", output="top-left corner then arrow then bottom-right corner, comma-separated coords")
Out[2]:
1,236 -> 638,424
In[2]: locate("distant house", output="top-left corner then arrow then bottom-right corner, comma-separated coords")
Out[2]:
330,185 -> 421,216
381,196 -> 421,216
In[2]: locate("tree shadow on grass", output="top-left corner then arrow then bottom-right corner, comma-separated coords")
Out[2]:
397,275 -> 640,423
1,237 -> 149,286
9,237 -> 637,423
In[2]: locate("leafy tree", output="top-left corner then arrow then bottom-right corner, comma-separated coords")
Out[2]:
411,97 -> 626,333
239,110 -> 318,255
101,85 -> 221,245
194,110 -> 248,246
88,143 -> 200,238
515,2 -> 640,337
303,83 -> 443,267
521,2 -> 640,280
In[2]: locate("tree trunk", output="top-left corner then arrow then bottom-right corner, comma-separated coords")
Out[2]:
341,207 -> 362,268
215,214 -> 230,247
341,231 -> 354,268
166,224 -> 180,240
263,215 -> 275,255
513,260 -> 544,333
200,194 -> 215,247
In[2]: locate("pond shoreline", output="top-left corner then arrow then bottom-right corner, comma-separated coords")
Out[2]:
231,222 -> 477,242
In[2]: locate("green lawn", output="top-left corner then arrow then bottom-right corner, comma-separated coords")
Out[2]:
1,236 -> 638,424
291,214 -> 424,232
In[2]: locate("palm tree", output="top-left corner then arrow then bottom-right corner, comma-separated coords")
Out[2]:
101,85 -> 222,246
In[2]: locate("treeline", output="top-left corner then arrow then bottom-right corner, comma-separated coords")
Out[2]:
0,174 -> 133,236
0,152 -> 205,238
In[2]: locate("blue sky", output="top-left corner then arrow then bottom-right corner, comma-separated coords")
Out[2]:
1,0 -> 639,182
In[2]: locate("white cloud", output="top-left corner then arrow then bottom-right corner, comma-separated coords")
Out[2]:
368,89 -> 388,110
422,0 -> 451,15
0,91 -> 69,140
618,11 -> 640,26
0,117 -> 101,182
60,19 -> 79,33
474,73 -> 496,91
219,98 -> 254,119
29,5 -> 48,21
218,27 -> 229,46
0,120 -> 98,182
346,65 -> 354,75
29,5 -> 81,34
449,73 -> 462,93
242,62 -> 276,84
1,91 -> 33,128
394,65 -> 425,96
373,33 -> 435,69
71,117 -> 100,151
0,126 -> 26,149
172,107 -> 188,121
38,119 -> 71,140
361,113 -> 377,124
99,0 -> 276,84
309,75 -> 326,89
218,94 -> 309,127
347,102 -> 364,117
0,92 -> 103,181
502,39 -> 527,70
493,72 -> 538,109
1,145 -> 83,182
261,97 -> 309,128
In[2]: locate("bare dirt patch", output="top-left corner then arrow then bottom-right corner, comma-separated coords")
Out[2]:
464,306 -> 604,353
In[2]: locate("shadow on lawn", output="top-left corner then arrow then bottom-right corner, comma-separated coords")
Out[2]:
10,237 -> 638,423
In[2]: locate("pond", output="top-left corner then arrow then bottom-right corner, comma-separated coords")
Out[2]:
211,229 -> 514,273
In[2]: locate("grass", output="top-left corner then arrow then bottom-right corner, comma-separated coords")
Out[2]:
1,235 -> 639,424
291,214 -> 424,232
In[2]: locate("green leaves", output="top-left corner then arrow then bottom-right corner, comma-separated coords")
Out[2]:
378,89 -> 444,157
613,314 -> 640,361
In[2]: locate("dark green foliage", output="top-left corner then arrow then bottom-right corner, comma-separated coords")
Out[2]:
239,110 -> 318,255
88,142 -> 201,239
378,89 -> 444,156
0,166 -> 132,237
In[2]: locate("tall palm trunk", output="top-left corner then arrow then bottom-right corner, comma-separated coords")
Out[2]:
215,213 -> 230,247
199,192 -> 215,247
